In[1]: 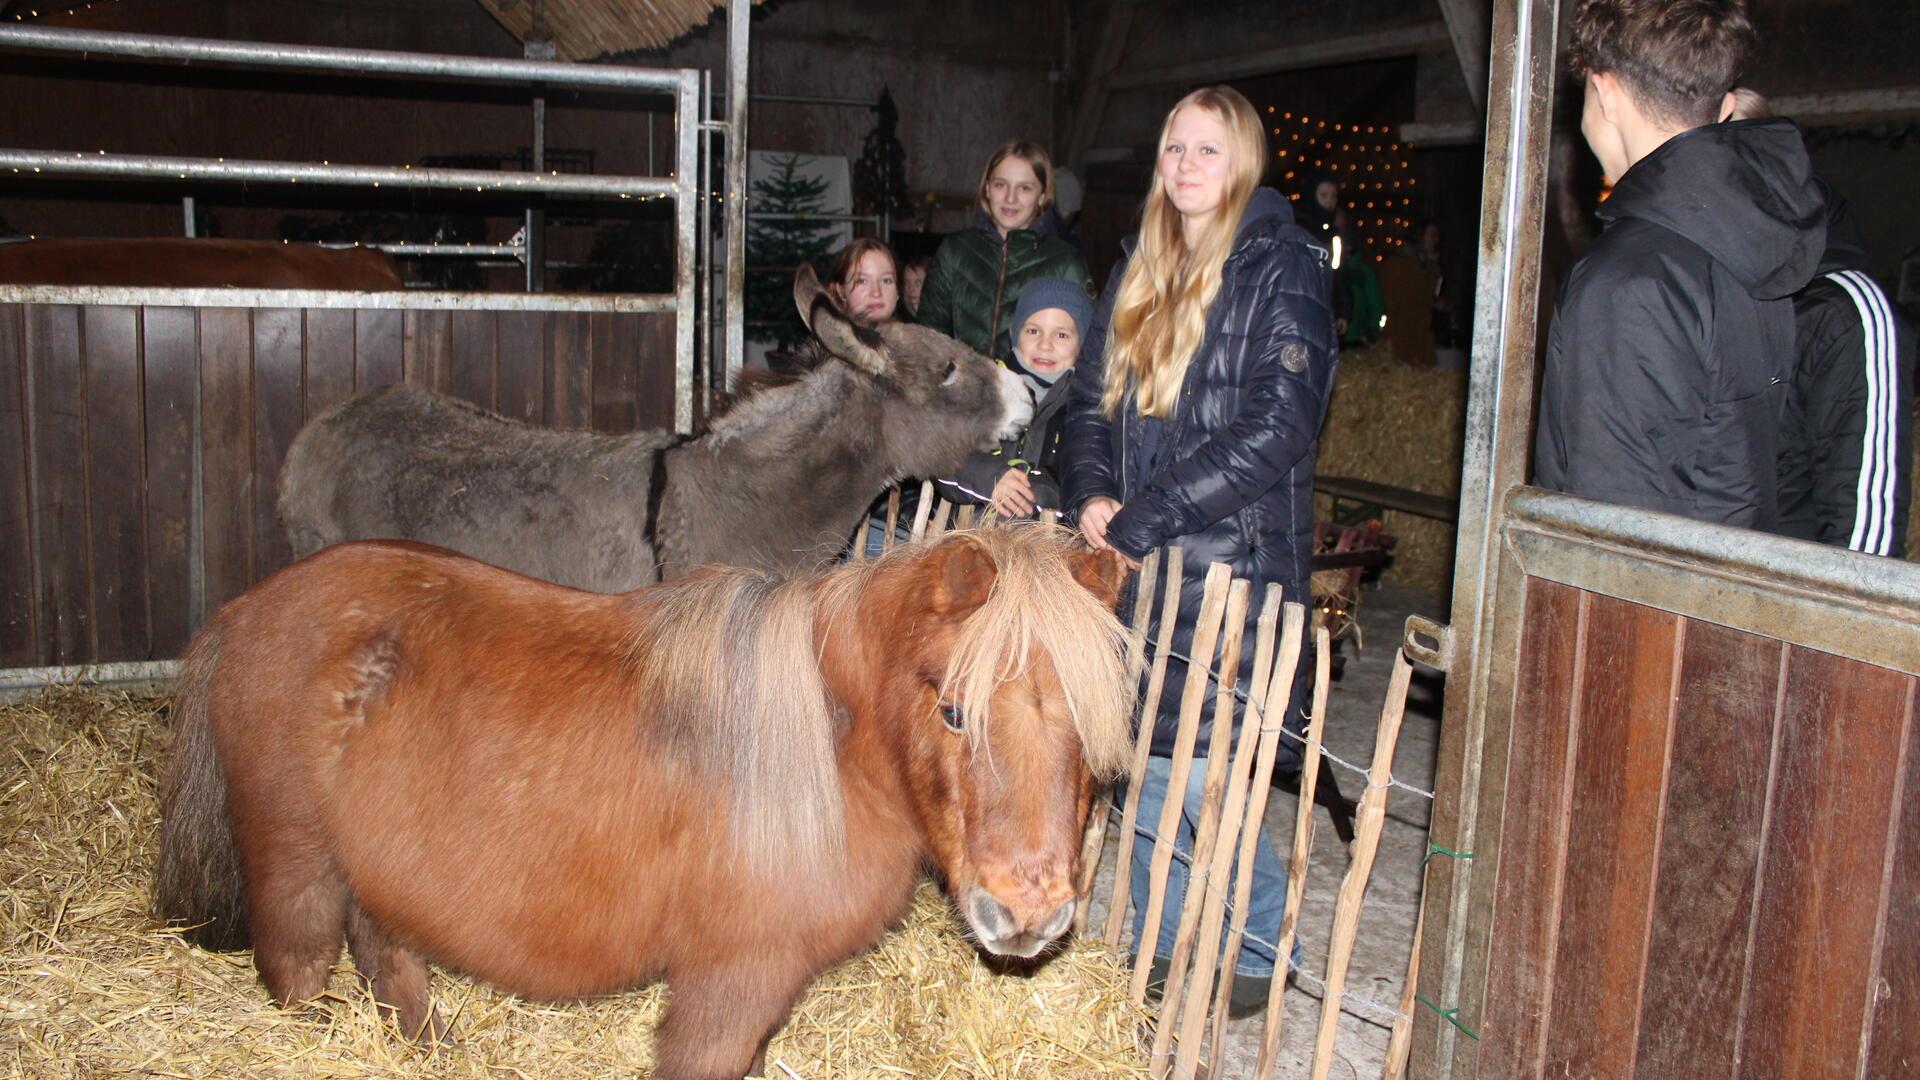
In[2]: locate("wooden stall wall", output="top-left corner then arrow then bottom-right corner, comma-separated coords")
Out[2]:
1475,581 -> 1919,1080
0,302 -> 675,668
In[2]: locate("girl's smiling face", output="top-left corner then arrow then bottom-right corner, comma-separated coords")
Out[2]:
1159,105 -> 1234,228
839,249 -> 899,322
1016,307 -> 1080,377
987,156 -> 1044,236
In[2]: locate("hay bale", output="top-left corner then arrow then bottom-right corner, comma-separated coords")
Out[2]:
1,688 -> 1150,1079
1317,341 -> 1468,595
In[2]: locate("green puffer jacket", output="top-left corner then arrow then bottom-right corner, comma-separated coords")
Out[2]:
917,212 -> 1093,363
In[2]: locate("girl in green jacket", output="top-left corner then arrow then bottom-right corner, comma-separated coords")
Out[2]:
917,139 -> 1093,364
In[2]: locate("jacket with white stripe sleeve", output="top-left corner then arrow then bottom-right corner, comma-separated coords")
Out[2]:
1778,184 -> 1913,557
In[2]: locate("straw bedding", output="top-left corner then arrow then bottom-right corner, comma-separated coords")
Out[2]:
1,687 -> 1149,1079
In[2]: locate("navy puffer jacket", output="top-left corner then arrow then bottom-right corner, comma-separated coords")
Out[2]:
1064,188 -> 1338,767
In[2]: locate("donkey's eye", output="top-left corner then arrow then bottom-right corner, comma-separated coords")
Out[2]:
942,360 -> 959,384
941,702 -> 965,734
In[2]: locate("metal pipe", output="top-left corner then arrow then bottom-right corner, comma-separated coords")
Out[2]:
0,24 -> 685,92
181,195 -> 195,237
0,283 -> 674,312
673,69 -> 700,434
0,660 -> 180,703
715,92 -> 881,110
0,148 -> 675,198
724,0 -> 749,392
1418,0 -> 1562,1072
745,212 -> 884,224
371,244 -> 527,257
699,66 -> 713,410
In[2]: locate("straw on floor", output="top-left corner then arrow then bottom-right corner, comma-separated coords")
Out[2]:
1,686 -> 1149,1079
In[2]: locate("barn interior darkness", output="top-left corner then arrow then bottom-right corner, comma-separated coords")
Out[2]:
0,0 -> 1915,332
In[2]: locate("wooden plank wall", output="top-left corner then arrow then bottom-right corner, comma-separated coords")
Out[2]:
1478,581 -> 1920,1080
0,302 -> 675,667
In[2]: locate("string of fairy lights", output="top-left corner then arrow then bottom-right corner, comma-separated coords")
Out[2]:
10,0 -> 117,21
1267,105 -> 1419,261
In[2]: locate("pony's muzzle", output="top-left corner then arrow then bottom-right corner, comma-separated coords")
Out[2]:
966,886 -> 1075,959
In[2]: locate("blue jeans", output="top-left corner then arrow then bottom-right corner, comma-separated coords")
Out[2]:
1125,755 -> 1294,977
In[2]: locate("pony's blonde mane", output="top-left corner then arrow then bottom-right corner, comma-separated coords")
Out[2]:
624,525 -> 1134,876
900,525 -> 1136,778
626,567 -> 845,873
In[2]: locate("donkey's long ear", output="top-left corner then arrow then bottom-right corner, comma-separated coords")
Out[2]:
794,265 -> 890,377
924,536 -> 999,618
1066,547 -> 1129,609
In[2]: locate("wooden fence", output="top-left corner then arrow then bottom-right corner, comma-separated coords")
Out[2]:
0,299 -> 674,668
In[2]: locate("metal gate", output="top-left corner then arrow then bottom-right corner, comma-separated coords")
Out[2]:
1411,1 -> 1920,1076
0,14 -> 753,683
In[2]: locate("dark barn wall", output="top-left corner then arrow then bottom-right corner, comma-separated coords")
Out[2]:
648,0 -> 1064,235
0,0 -> 1064,260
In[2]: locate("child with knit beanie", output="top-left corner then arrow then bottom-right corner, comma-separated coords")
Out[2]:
935,276 -> 1094,517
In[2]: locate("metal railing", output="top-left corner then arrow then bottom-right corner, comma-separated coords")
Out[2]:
0,23 -> 710,432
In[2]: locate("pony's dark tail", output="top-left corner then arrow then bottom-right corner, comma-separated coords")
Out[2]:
152,624 -> 251,950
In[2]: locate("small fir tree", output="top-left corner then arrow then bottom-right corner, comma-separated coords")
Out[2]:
854,88 -> 910,218
748,153 -> 840,349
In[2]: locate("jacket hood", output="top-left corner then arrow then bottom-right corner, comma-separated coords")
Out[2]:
1600,118 -> 1826,300
1813,178 -> 1870,275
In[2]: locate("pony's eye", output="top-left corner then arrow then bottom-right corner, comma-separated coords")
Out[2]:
941,703 -> 965,734
942,360 -> 959,384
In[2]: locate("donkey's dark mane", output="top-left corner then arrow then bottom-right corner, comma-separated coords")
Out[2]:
708,336 -> 836,419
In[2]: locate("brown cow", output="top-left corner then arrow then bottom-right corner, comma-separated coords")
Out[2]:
0,237 -> 404,290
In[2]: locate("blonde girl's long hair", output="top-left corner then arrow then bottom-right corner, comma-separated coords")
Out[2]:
1100,86 -> 1269,419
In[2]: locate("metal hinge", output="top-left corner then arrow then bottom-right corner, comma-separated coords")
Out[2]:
1402,614 -> 1452,671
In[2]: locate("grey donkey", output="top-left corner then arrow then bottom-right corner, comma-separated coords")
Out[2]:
277,265 -> 1032,589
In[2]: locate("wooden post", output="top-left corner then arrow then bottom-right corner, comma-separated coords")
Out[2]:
929,499 -> 953,538
1308,650 -> 1414,1080
1254,623 -> 1332,1079
1168,586 -> 1284,1077
1151,578 -> 1251,1073
955,503 -> 977,530
908,479 -> 935,541
1075,548 -> 1162,934
1130,562 -> 1233,1005
882,487 -> 902,555
1205,594 -> 1298,1055
1105,547 -> 1186,945
1382,883 -> 1426,1079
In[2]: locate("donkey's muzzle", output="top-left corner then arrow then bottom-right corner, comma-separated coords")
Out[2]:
966,887 -> 1075,959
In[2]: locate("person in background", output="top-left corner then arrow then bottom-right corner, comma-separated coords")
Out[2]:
1726,89 -> 1913,555
826,238 -> 901,324
1296,175 -> 1353,335
1049,165 -> 1087,253
1532,0 -> 1825,528
900,254 -> 934,320
934,277 -> 1091,518
1064,85 -> 1337,1015
917,139 -> 1092,364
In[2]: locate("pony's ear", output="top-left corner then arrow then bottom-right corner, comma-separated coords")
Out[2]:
795,265 -> 890,377
1066,547 -> 1129,608
924,537 -> 999,617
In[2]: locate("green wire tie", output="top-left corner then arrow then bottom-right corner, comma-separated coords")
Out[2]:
1424,843 -> 1474,866
1416,994 -> 1481,1040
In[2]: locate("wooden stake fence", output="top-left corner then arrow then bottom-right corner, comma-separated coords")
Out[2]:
859,494 -> 1431,1080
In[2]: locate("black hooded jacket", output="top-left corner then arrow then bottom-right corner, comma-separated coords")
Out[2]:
1777,184 -> 1913,556
1064,187 -> 1338,765
1533,118 -> 1827,527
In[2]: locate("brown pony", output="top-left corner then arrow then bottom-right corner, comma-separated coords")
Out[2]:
152,525 -> 1133,1080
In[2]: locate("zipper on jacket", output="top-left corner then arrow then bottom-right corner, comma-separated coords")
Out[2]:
987,235 -> 1012,355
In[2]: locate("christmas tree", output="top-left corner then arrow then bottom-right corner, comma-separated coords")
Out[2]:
748,153 -> 841,349
854,88 -> 910,218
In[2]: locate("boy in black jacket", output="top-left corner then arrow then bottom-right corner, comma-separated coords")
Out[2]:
936,277 -> 1091,517
1532,0 -> 1827,528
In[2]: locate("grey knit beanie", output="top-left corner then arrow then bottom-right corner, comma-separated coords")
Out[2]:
1011,276 -> 1095,343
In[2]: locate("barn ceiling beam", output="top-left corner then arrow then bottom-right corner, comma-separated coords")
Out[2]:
1064,1 -> 1138,173
1771,86 -> 1920,126
1434,0 -> 1490,112
1400,84 -> 1920,147
1108,21 -> 1452,90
